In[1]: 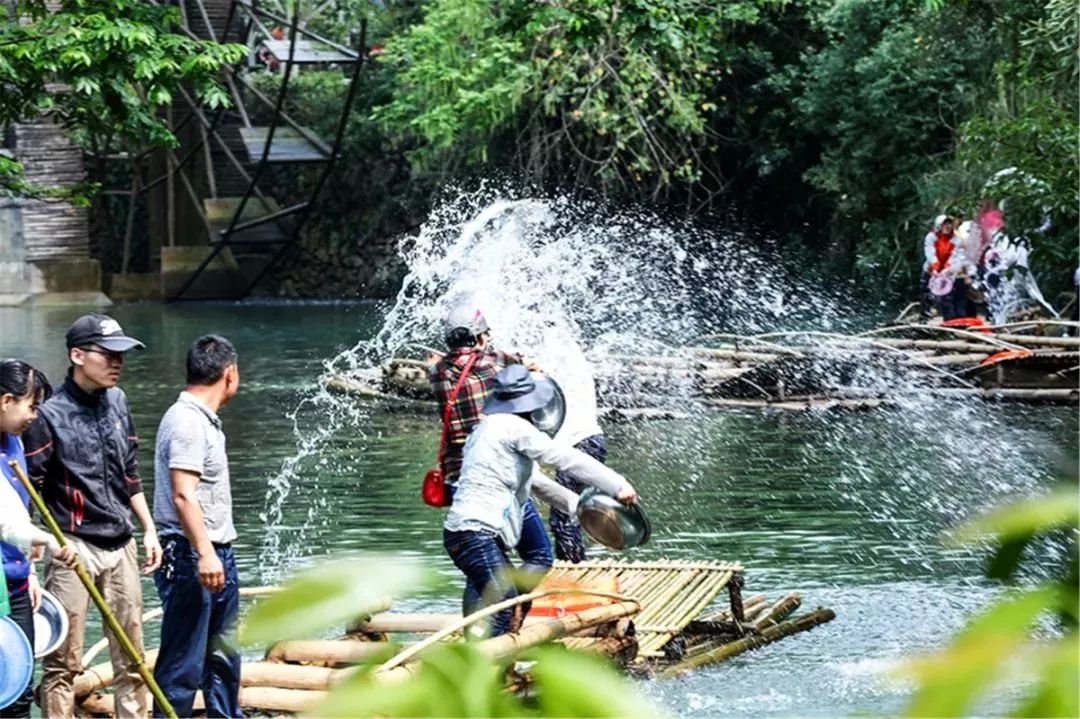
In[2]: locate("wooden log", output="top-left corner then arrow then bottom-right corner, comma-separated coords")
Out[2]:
562,635 -> 639,662
324,375 -> 437,408
355,613 -> 459,633
75,650 -> 159,698
598,407 -> 692,422
267,638 -> 396,665
753,593 -> 802,630
81,686 -> 327,715
657,608 -> 836,678
914,387 -> 1078,402
869,338 -> 1006,353
698,594 -> 766,622
241,662 -> 337,690
690,348 -> 782,363
702,397 -> 891,411
994,333 -> 1080,348
916,353 -> 990,365
373,601 -> 641,685
482,601 -> 640,659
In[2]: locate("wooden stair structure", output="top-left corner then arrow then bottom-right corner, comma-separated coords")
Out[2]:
98,0 -> 366,300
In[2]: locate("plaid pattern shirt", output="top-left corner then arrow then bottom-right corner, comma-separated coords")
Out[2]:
429,347 -> 522,484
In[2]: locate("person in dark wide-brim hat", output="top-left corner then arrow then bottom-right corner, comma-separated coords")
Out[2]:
443,364 -> 638,638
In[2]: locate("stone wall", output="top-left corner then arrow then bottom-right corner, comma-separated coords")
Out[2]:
272,233 -> 405,299
0,119 -> 108,305
13,120 -> 90,261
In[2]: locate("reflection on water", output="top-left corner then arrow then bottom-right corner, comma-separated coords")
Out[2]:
1,300 -> 1074,717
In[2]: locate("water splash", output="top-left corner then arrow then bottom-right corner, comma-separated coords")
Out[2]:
258,185 -> 1069,581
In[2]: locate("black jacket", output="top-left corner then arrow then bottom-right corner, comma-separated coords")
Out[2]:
23,375 -> 143,549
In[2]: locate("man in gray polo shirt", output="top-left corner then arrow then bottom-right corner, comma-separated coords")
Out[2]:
151,335 -> 241,718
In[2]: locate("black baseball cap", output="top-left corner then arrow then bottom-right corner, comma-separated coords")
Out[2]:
65,314 -> 146,352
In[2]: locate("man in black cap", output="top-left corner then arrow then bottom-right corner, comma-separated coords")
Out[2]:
22,313 -> 160,718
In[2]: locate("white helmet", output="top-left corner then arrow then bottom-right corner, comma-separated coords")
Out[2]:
444,302 -> 490,338
933,214 -> 952,231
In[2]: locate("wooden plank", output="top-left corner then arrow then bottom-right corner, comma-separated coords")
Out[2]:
261,39 -> 357,65
203,196 -> 288,244
238,126 -> 331,164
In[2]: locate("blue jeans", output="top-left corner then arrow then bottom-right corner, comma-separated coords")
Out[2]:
447,490 -> 553,609
550,434 -> 607,563
444,503 -> 554,637
153,536 -> 242,718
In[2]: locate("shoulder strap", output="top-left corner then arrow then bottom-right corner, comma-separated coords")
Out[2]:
436,351 -> 482,465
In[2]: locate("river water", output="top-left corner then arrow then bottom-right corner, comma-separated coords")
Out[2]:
1,299 -> 1075,717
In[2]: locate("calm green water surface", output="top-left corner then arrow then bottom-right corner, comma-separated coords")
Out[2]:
2,302 -> 1076,717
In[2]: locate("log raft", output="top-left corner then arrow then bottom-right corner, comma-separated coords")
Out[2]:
75,560 -> 834,715
325,324 -> 1078,413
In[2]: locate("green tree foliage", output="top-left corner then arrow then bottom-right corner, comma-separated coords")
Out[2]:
787,0 -> 992,276
373,0 -> 782,204
899,484 -> 1079,717
341,0 -> 1074,298
943,0 -> 1079,274
0,0 -> 245,200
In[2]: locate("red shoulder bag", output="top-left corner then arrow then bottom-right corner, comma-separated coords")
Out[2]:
422,352 -> 480,508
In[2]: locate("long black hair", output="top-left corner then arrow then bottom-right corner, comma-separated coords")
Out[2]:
0,359 -> 53,403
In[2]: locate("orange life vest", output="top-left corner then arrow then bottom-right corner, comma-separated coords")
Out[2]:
933,232 -> 954,271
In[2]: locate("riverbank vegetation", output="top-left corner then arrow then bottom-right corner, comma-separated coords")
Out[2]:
298,0 -> 1078,299
2,0 -> 1076,299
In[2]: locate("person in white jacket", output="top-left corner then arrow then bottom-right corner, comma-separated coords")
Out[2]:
444,364 -> 638,637
0,359 -> 76,717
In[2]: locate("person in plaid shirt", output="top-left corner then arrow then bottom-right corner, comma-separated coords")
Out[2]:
427,319 -> 520,487
429,303 -> 553,606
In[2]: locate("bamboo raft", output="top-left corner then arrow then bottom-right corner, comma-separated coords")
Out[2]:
326,321 -> 1080,414
74,560 -> 834,715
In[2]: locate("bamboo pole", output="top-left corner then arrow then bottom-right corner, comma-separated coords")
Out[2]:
688,334 -> 806,356
371,601 -> 641,685
871,337 -> 1033,353
657,608 -> 836,678
7,461 -> 178,719
355,613 -> 460,633
983,320 -> 1080,333
81,686 -> 327,715
702,397 -> 891,411
857,325 -> 1024,350
75,649 -> 160,698
994,333 -> 1080,348
690,348 -> 782,363
752,592 -> 802,630
267,638 -> 398,665
698,594 -> 766,622
482,601 -> 640,659
375,588 -> 634,674
561,635 -> 638,664
242,662 -> 338,690
80,586 -> 281,670
916,353 -> 991,365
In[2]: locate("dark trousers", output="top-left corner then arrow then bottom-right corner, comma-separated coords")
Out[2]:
153,536 -> 242,718
918,270 -> 933,321
449,492 -> 553,609
445,528 -> 544,637
550,434 -> 607,563
0,589 -> 33,718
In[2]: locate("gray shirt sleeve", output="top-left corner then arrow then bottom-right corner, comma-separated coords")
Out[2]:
511,421 -> 630,497
166,409 -> 205,475
531,473 -> 579,516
